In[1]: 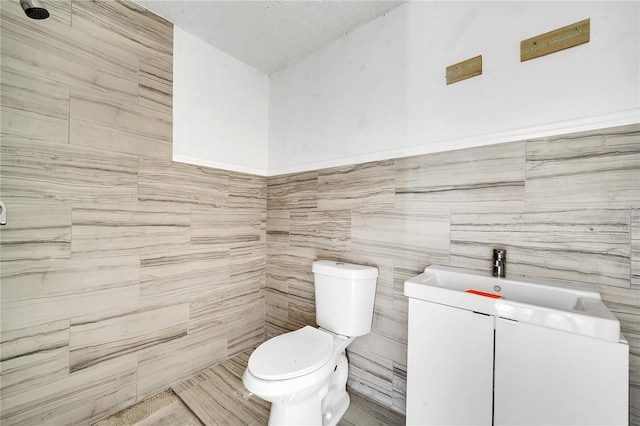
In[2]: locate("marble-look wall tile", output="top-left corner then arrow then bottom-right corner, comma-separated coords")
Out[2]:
138,158 -> 228,206
392,362 -> 407,415
270,248 -> 317,330
69,86 -> 172,159
69,301 -> 189,372
0,354 -> 137,426
0,200 -> 71,262
0,3 -> 139,98
229,171 -> 267,211
1,256 -> 140,331
71,203 -> 190,257
346,349 -> 394,409
267,171 -> 318,210
265,288 -> 290,339
1,105 -> 69,145
140,248 -> 230,304
395,142 -> 525,209
317,160 -> 396,210
231,244 -> 266,287
0,321 -> 69,399
290,209 -> 351,252
188,274 -> 263,348
0,66 -> 69,121
451,208 -> 631,288
71,0 -> 173,58
137,332 -> 227,401
139,53 -> 172,114
191,207 -> 265,248
0,139 -> 138,204
632,209 -> 640,289
351,208 -> 450,265
525,125 -> 640,209
189,274 -> 264,354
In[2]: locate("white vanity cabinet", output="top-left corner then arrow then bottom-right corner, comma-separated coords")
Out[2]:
406,299 -> 494,425
404,265 -> 629,426
493,318 -> 628,425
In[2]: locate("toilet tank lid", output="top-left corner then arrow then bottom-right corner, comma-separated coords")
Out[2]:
312,260 -> 378,279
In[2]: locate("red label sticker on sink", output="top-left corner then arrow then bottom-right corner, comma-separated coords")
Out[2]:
466,289 -> 502,299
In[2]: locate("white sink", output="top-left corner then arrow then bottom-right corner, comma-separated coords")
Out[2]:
404,265 -> 621,342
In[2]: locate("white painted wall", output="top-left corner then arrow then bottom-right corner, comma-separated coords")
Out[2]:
173,26 -> 269,175
268,1 -> 640,175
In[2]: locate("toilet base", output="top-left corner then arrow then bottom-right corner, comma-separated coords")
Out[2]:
323,393 -> 349,426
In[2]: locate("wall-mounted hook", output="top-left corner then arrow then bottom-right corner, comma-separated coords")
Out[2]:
0,200 -> 7,225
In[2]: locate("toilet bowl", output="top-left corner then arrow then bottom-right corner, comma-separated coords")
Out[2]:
243,326 -> 355,426
243,260 -> 379,425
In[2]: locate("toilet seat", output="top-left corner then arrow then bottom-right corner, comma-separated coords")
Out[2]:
249,326 -> 334,380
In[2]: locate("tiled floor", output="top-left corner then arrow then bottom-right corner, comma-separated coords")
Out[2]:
173,349 -> 406,425
101,349 -> 405,425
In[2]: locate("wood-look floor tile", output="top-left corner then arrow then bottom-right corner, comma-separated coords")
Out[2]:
1,256 -> 139,331
451,208 -> 631,288
0,320 -> 69,399
170,350 -> 405,426
137,332 -> 227,402
70,301 -> 189,372
95,390 -> 203,426
0,354 -> 137,426
395,141 -> 525,209
172,350 -> 270,425
71,203 -> 190,257
318,160 -> 396,210
525,124 -> 640,209
1,139 -> 138,203
138,159 -> 228,207
341,390 -> 405,426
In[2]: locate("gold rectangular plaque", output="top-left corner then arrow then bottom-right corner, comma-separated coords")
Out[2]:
521,18 -> 590,62
446,55 -> 483,85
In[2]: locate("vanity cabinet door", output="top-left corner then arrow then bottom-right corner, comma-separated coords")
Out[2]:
494,318 -> 628,426
406,299 -> 494,425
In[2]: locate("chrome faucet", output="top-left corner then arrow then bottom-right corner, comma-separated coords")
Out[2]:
493,249 -> 506,277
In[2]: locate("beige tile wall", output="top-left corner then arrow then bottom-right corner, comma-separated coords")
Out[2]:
265,124 -> 640,419
0,1 -> 266,424
2,0 -> 638,424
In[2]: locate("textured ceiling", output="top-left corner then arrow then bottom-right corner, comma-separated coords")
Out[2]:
134,0 -> 406,75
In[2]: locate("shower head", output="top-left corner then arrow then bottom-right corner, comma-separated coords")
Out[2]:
20,0 -> 49,20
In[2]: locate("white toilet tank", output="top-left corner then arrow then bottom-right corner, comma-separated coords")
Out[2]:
312,260 -> 378,337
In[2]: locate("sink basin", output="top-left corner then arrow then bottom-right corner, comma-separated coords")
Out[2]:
404,265 -> 621,342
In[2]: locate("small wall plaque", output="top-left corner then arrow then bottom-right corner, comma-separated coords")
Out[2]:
446,55 -> 483,85
521,18 -> 590,62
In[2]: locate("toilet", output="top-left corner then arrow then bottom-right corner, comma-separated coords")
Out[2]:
242,260 -> 378,426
